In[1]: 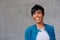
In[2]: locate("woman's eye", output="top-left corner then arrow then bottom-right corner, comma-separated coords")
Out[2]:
38,12 -> 40,14
33,13 -> 35,15
38,12 -> 41,14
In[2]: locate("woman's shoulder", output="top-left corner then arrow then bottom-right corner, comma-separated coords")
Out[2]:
25,24 -> 36,32
44,23 -> 54,30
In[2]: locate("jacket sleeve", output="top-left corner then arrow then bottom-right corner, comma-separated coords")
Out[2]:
24,28 -> 30,40
52,27 -> 56,40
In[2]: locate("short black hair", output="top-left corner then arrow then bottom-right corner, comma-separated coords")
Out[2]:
31,4 -> 44,16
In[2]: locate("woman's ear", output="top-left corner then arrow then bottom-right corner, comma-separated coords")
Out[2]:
43,13 -> 45,17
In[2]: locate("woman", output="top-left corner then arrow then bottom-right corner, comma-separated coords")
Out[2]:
24,4 -> 56,40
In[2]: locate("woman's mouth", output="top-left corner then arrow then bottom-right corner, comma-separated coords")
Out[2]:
35,17 -> 40,20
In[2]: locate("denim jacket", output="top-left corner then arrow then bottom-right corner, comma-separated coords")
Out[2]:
24,24 -> 56,40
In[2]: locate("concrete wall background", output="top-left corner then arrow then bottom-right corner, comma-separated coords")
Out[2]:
0,0 -> 60,40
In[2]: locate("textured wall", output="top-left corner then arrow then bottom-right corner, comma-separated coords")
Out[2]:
0,0 -> 60,40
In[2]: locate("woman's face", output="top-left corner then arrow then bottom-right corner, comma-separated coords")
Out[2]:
32,10 -> 44,24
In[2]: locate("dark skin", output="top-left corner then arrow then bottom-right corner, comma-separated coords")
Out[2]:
32,10 -> 44,29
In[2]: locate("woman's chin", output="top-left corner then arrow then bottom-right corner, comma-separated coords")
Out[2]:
36,21 -> 41,24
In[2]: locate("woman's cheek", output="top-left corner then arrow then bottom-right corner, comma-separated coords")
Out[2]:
32,15 -> 36,19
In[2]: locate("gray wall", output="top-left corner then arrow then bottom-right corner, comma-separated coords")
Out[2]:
0,0 -> 60,40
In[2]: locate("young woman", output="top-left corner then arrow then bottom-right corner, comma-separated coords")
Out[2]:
24,4 -> 56,40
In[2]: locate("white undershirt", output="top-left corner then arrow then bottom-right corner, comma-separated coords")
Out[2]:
36,27 -> 50,40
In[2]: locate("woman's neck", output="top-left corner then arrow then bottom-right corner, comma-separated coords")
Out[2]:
36,22 -> 44,29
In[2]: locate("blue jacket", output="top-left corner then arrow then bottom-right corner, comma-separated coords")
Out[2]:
24,24 -> 56,40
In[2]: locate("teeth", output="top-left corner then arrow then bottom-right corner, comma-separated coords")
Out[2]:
36,17 -> 39,20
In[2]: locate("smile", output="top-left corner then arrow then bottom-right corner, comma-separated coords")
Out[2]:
35,17 -> 40,20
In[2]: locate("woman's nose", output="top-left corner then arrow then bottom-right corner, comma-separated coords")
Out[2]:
35,13 -> 39,17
